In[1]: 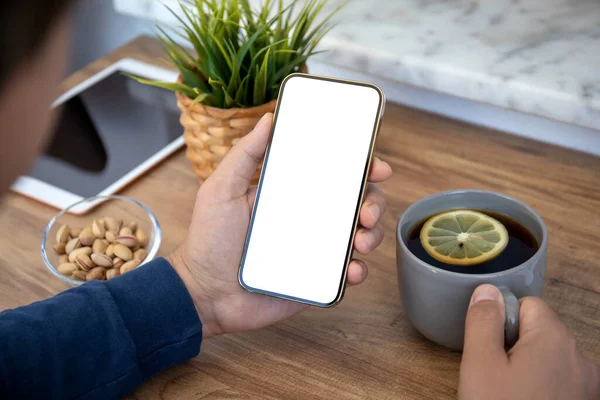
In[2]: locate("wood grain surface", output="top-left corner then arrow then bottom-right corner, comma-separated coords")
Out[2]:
1,36 -> 599,399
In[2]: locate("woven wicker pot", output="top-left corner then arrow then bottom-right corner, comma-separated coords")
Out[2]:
176,91 -> 277,183
176,65 -> 307,183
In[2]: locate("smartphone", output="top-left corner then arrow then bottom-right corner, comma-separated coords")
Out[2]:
238,74 -> 384,307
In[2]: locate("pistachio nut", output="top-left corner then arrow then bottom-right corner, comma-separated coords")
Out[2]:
57,263 -> 78,276
120,259 -> 140,274
116,235 -> 137,248
65,238 -> 82,254
91,253 -> 113,268
105,231 -> 117,243
79,227 -> 95,246
92,239 -> 108,254
119,227 -> 133,236
68,246 -> 92,263
56,224 -> 70,244
135,228 -> 149,247
112,257 -> 124,269
133,248 -> 148,261
106,268 -> 121,280
105,243 -> 115,258
71,270 -> 87,281
104,217 -> 121,233
113,244 -> 133,261
70,227 -> 82,238
86,267 -> 105,281
125,221 -> 137,233
92,220 -> 106,239
59,254 -> 69,265
53,242 -> 66,255
75,254 -> 95,272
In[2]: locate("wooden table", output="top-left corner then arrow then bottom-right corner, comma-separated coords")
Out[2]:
1,36 -> 599,399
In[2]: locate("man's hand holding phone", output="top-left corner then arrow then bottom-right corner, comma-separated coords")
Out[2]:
168,113 -> 393,338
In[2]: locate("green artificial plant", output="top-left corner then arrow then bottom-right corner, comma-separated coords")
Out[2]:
130,0 -> 345,109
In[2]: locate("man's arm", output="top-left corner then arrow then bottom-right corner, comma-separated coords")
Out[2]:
0,258 -> 202,399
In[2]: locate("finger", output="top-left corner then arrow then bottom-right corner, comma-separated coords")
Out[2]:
462,284 -> 509,373
368,157 -> 392,183
354,224 -> 384,254
517,297 -> 563,339
346,259 -> 368,286
209,113 -> 273,200
508,297 -> 567,358
359,184 -> 386,229
245,186 -> 259,209
518,298 -> 599,398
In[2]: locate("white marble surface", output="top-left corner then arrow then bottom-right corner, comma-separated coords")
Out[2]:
115,0 -> 600,132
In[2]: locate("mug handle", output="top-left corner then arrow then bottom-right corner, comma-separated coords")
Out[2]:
498,286 -> 520,349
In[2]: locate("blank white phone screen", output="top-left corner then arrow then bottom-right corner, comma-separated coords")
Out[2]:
240,75 -> 382,306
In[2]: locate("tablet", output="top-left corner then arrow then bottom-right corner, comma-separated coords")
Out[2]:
12,59 -> 183,214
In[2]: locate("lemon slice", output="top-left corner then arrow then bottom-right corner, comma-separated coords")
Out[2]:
420,210 -> 509,266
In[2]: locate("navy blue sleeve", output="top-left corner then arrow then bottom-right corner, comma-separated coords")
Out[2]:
0,257 -> 202,399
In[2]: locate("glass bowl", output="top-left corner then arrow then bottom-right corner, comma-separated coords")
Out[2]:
41,195 -> 161,286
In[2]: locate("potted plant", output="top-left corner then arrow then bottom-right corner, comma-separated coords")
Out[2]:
130,0 -> 344,182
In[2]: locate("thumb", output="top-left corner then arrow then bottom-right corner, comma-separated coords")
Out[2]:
462,284 -> 508,370
209,113 -> 273,199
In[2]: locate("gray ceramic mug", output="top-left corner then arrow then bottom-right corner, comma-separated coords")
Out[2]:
396,190 -> 548,350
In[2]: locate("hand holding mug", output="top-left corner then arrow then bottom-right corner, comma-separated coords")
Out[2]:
459,284 -> 600,400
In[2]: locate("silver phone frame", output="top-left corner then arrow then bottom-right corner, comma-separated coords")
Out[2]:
238,73 -> 385,307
